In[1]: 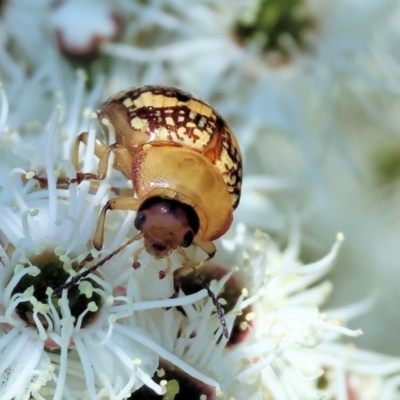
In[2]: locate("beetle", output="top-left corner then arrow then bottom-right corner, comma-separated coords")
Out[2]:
74,85 -> 242,262
52,85 -> 243,337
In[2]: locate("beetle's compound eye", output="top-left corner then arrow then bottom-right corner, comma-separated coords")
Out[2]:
182,230 -> 194,248
134,213 -> 146,230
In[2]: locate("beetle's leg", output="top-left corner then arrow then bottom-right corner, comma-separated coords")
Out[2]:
108,143 -> 135,177
31,135 -> 135,187
71,132 -> 109,172
93,197 -> 141,250
72,146 -> 112,183
29,174 -> 55,188
29,132 -> 110,187
193,237 -> 217,261
72,132 -> 134,182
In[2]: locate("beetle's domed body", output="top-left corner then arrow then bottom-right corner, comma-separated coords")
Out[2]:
52,85 -> 243,337
99,85 -> 242,243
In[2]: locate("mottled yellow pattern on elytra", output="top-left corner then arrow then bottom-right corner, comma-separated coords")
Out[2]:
169,128 -> 182,143
123,98 -> 134,108
216,147 -> 237,173
162,96 -> 179,108
110,86 -> 242,209
150,94 -> 164,108
177,127 -> 186,136
186,99 -> 213,118
131,117 -> 149,131
127,92 -> 240,171
193,128 -> 211,146
133,96 -> 143,108
129,92 -> 215,121
130,92 -> 209,117
198,117 -> 207,128
165,116 -> 175,126
230,193 -> 240,207
142,91 -> 155,107
156,126 -> 170,141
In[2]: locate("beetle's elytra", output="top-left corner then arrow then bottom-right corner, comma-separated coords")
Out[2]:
90,84 -> 243,260
50,85 -> 243,338
101,85 -> 242,206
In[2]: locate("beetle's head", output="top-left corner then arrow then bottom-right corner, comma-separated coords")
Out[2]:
134,197 -> 200,258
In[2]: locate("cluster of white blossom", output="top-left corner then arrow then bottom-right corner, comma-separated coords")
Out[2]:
1,0 -> 400,399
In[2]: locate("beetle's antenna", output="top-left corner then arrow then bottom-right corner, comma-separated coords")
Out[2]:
53,232 -> 143,297
196,271 -> 229,339
177,247 -> 229,339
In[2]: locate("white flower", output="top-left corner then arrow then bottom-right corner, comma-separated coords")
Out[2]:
1,2 -> 400,395
1,75 -> 400,399
0,115 -> 152,399
52,0 -> 119,56
218,225 -> 400,399
0,100 -> 230,399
